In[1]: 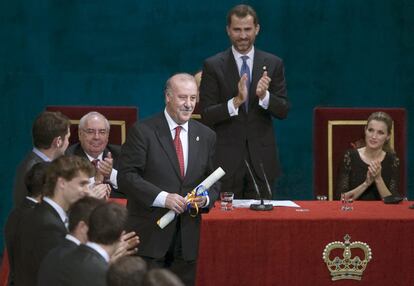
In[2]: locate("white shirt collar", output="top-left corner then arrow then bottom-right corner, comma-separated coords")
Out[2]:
43,197 -> 68,225
25,196 -> 39,203
65,234 -> 81,245
32,147 -> 52,162
85,152 -> 103,161
86,241 -> 110,263
231,46 -> 255,62
164,109 -> 189,133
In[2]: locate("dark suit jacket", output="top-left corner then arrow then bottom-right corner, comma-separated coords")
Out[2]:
199,48 -> 289,182
66,143 -> 125,198
19,201 -> 67,286
54,244 -> 108,286
13,151 -> 44,206
118,113 -> 220,261
37,239 -> 78,286
4,198 -> 37,286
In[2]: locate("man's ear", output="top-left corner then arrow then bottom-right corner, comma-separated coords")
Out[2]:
78,221 -> 89,235
52,136 -> 62,148
55,177 -> 66,195
255,24 -> 260,36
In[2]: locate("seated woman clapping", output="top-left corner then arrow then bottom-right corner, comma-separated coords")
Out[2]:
336,111 -> 400,200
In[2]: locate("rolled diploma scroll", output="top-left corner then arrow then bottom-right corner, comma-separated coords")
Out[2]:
157,167 -> 225,229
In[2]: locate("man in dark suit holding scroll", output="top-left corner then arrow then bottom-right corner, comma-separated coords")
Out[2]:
118,73 -> 220,286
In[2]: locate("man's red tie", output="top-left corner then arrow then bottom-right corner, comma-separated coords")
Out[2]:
174,126 -> 185,177
91,159 -> 99,167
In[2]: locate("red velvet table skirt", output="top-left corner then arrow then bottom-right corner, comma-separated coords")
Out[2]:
196,201 -> 414,286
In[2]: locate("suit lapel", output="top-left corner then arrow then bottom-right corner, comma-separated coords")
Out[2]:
73,144 -> 89,159
184,120 -> 200,183
154,115 -> 182,179
251,50 -> 266,106
42,202 -> 66,230
221,49 -> 240,100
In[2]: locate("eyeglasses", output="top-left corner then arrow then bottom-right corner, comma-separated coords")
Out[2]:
81,128 -> 108,136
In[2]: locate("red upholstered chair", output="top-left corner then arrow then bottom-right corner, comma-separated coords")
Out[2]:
313,107 -> 407,200
46,106 -> 138,145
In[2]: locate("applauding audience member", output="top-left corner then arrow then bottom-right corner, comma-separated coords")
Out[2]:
66,111 -> 124,198
56,202 -> 128,286
336,111 -> 400,200
37,196 -> 104,285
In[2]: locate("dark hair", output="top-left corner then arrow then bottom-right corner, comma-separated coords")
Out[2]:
107,256 -> 147,286
32,111 -> 70,149
24,162 -> 50,198
88,202 -> 127,245
366,111 -> 394,152
142,269 -> 184,286
68,197 -> 104,233
43,155 -> 95,197
227,4 -> 259,26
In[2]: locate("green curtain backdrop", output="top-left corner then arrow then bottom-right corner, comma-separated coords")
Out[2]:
1,0 -> 413,251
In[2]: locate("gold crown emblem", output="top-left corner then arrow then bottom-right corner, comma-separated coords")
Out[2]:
322,234 -> 372,281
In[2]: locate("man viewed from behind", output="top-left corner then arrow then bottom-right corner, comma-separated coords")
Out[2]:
56,202 -> 128,286
106,256 -> 147,286
37,196 -> 104,286
5,162 -> 49,286
13,111 -> 71,206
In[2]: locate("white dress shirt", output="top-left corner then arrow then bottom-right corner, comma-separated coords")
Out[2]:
227,45 -> 270,116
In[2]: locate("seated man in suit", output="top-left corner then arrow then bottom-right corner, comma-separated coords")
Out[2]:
56,202 -> 128,286
19,155 -> 94,286
5,162 -> 49,286
37,196 -> 104,285
13,111 -> 71,206
66,111 -> 124,198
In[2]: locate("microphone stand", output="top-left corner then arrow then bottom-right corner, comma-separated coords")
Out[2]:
245,160 -> 273,211
260,162 -> 273,199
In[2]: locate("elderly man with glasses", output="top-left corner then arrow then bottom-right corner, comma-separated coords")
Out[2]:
66,111 -> 125,198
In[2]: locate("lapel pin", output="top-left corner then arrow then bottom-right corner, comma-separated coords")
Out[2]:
196,136 -> 200,141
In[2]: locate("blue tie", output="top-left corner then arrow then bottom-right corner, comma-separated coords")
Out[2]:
240,55 -> 250,112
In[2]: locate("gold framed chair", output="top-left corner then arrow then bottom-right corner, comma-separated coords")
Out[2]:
313,107 -> 406,200
46,106 -> 138,145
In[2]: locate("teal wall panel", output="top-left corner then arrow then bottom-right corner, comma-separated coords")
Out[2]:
1,0 -> 413,250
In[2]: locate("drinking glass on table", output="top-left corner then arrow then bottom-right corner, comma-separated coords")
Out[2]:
341,192 -> 353,211
220,192 -> 234,211
316,195 -> 327,201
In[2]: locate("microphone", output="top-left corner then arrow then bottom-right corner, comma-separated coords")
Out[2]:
244,160 -> 273,211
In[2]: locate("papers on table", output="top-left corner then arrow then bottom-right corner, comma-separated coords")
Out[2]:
232,199 -> 300,208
